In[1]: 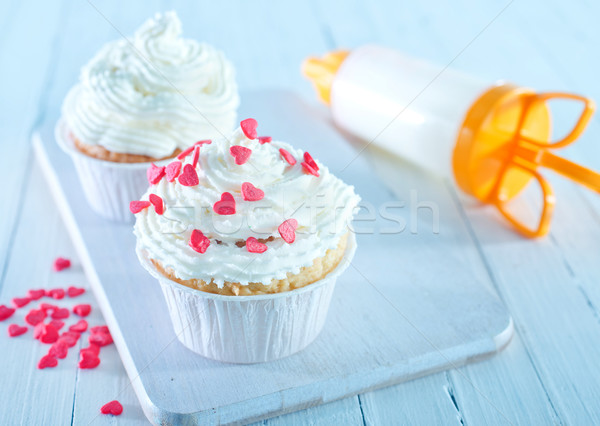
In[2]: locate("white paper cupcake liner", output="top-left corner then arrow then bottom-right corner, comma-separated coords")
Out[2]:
55,119 -> 171,223
137,233 -> 357,363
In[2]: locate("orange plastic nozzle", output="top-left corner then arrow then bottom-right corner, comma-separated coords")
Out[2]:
302,50 -> 349,104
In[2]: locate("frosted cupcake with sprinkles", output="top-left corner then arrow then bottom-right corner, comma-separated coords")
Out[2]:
133,118 -> 360,363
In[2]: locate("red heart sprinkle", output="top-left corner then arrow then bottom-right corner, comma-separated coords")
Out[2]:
258,136 -> 272,144
191,146 -> 200,168
49,340 -> 69,359
278,218 -> 298,244
33,323 -> 45,339
47,288 -> 66,300
189,229 -> 210,254
90,325 -> 110,334
73,304 -> 91,317
149,194 -> 164,215
53,257 -> 71,271
81,344 -> 100,357
246,237 -> 268,253
79,351 -> 100,369
11,297 -> 30,308
8,324 -> 27,337
130,200 -> 151,214
51,308 -> 70,320
49,319 -> 65,330
0,305 -> 15,321
229,145 -> 252,165
177,145 -> 195,160
69,319 -> 88,333
67,286 -> 85,298
25,309 -> 47,326
178,164 -> 199,186
303,152 -> 319,171
40,303 -> 58,312
301,161 -> 320,177
40,323 -> 59,344
59,331 -> 81,347
241,182 -> 264,201
38,354 -> 58,369
166,161 -> 182,182
213,192 -> 236,215
89,332 -> 113,347
279,148 -> 296,165
27,289 -> 46,301
147,163 -> 166,185
195,139 -> 212,146
100,400 -> 123,416
240,118 -> 258,139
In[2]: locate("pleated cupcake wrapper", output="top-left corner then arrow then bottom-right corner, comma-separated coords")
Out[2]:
137,233 -> 357,364
55,119 -> 169,223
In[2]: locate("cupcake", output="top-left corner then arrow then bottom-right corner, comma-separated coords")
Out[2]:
57,11 -> 239,221
133,118 -> 360,363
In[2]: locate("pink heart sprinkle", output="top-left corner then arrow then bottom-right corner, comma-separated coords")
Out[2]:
258,136 -> 272,144
241,182 -> 264,201
81,344 -> 101,357
25,309 -> 47,326
59,331 -> 80,348
301,161 -> 320,177
11,297 -> 30,309
189,230 -> 210,254
40,323 -> 59,344
89,332 -> 113,347
79,351 -> 100,369
67,286 -> 85,298
69,319 -> 88,333
229,145 -> 252,165
8,324 -> 27,337
130,201 -> 151,214
73,304 -> 91,317
166,161 -> 182,182
278,219 -> 298,244
47,288 -> 65,300
49,340 -> 69,359
100,400 -> 123,416
246,237 -> 268,253
213,192 -> 236,215
49,319 -> 65,330
0,305 -> 15,321
51,308 -> 70,320
53,257 -> 71,271
303,152 -> 319,171
149,194 -> 164,215
178,164 -> 199,186
33,323 -> 45,339
146,163 -> 166,185
279,148 -> 296,166
240,118 -> 258,139
90,325 -> 109,334
37,354 -> 58,369
27,289 -> 46,301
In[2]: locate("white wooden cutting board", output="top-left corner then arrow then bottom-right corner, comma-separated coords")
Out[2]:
33,90 -> 513,425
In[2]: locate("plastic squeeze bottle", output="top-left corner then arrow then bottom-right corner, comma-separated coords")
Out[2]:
303,45 -> 600,238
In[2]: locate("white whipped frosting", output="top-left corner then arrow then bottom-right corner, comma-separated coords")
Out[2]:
62,11 -> 239,158
134,125 -> 361,286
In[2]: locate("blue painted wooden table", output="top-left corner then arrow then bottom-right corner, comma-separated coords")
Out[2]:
1,0 -> 600,424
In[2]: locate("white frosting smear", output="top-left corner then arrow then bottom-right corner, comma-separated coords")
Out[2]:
62,11 -> 239,158
134,125 -> 361,286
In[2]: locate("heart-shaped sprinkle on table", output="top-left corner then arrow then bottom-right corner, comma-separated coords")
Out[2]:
241,182 -> 264,201
130,201 -> 151,214
33,323 -> 44,339
0,305 -> 15,321
278,218 -> 298,244
8,324 -> 27,337
40,323 -> 59,344
178,164 -> 199,186
59,331 -> 80,347
240,118 -> 258,139
25,309 -> 47,326
49,340 -> 69,359
149,194 -> 164,215
177,145 -> 194,160
258,136 -> 272,144
37,354 -> 58,369
213,192 -> 236,215
79,350 -> 100,369
47,288 -> 65,300
27,289 -> 46,301
49,319 -> 65,330
12,297 -> 30,308
166,160 -> 182,182
51,307 -> 70,320
246,237 -> 268,253
89,331 -> 113,347
147,163 -> 166,185
229,145 -> 252,165
191,146 -> 200,168
69,319 -> 88,333
101,400 -> 123,416
189,230 -> 210,254
90,325 -> 109,334
81,343 -> 100,357
303,152 -> 319,171
73,304 -> 91,317
279,148 -> 296,165
67,286 -> 85,298
53,257 -> 71,271
301,161 -> 320,177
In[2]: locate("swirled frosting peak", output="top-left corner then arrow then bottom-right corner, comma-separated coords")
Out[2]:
133,120 -> 361,286
62,11 -> 239,159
